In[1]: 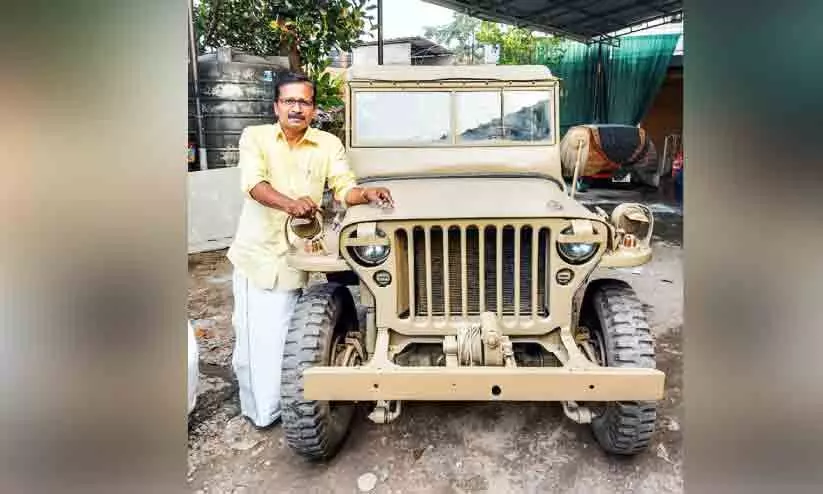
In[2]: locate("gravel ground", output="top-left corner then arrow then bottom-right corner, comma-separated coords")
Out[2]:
187,192 -> 683,494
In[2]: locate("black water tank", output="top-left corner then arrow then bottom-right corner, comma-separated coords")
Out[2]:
188,47 -> 290,170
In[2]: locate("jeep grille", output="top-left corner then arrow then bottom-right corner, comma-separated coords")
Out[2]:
395,224 -> 550,319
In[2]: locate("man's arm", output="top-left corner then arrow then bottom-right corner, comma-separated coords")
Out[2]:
327,138 -> 394,208
249,182 -> 317,217
238,127 -> 317,218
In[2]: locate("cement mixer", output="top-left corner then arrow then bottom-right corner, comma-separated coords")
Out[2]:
560,124 -> 659,187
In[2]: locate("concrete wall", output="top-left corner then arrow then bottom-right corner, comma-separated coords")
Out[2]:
420,54 -> 456,65
188,168 -> 243,253
352,43 -> 411,65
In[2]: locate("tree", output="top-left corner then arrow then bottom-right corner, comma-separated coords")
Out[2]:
195,0 -> 283,58
476,21 -> 567,67
423,13 -> 482,64
423,13 -> 567,67
195,0 -> 374,137
195,0 -> 375,74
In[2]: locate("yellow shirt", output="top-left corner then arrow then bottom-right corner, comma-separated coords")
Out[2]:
227,123 -> 357,291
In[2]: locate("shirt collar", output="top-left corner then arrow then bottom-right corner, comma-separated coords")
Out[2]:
274,123 -> 319,145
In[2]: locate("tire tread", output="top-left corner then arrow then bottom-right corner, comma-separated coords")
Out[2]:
587,279 -> 658,455
280,283 -> 357,461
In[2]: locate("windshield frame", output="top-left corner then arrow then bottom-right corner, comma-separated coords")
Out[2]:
347,80 -> 559,149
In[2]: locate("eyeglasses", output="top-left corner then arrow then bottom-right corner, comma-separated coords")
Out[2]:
278,98 -> 314,108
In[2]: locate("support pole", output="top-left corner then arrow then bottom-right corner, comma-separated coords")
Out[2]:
188,0 -> 208,171
377,0 -> 384,65
594,42 -> 603,123
600,42 -> 609,123
570,139 -> 584,199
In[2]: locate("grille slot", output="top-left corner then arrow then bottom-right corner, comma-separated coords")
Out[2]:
398,224 -> 549,319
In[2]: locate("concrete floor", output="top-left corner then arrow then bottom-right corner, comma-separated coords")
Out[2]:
187,187 -> 683,494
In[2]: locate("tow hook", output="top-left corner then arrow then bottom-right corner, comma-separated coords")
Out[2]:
562,400 -> 595,424
368,400 -> 402,424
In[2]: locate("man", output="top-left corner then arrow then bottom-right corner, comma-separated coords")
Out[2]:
227,72 -> 392,428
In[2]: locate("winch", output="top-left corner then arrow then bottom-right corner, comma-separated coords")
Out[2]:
448,312 -> 516,368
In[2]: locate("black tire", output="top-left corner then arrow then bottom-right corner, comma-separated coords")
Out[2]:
280,283 -> 361,461
582,279 -> 658,455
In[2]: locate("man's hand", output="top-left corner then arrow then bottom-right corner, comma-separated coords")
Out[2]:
248,182 -> 317,217
343,186 -> 394,208
285,196 -> 318,218
363,187 -> 394,207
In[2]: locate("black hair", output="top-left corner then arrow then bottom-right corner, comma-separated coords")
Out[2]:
274,72 -> 316,103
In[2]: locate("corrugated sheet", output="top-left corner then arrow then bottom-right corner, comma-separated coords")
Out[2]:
422,0 -> 683,43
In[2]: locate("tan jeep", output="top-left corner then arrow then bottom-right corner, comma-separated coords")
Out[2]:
280,65 -> 664,461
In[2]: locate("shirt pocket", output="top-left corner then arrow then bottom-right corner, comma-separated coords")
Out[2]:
297,149 -> 325,197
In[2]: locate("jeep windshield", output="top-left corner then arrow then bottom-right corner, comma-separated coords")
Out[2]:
352,88 -> 555,147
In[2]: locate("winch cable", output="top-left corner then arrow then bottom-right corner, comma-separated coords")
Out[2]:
457,325 -> 483,366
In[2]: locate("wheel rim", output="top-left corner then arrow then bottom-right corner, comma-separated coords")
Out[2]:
326,310 -> 364,424
576,325 -> 606,366
590,327 -> 606,366
578,324 -> 609,417
332,333 -> 364,368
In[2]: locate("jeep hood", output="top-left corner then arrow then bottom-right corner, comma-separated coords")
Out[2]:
341,176 -> 601,227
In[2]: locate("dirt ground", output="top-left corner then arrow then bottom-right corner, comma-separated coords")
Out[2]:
187,189 -> 683,494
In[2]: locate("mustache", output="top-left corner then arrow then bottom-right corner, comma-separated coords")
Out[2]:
287,112 -> 305,120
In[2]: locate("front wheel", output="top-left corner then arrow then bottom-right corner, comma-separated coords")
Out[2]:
280,283 -> 363,461
582,279 -> 658,455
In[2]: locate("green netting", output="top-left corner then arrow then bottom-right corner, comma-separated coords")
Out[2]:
540,39 -> 597,137
604,34 -> 681,125
532,33 -> 681,136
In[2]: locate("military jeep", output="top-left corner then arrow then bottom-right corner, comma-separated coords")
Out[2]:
280,65 -> 664,461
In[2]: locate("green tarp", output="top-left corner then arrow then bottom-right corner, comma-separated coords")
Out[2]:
535,34 -> 681,136
547,40 -> 598,137
605,34 -> 682,125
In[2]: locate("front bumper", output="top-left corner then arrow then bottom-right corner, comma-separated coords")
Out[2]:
304,364 -> 665,402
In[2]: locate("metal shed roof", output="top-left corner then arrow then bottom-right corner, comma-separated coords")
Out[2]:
422,0 -> 683,44
357,36 -> 453,57
356,36 -> 454,63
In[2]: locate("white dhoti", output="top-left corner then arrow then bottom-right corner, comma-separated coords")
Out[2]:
231,269 -> 301,427
187,320 -> 199,415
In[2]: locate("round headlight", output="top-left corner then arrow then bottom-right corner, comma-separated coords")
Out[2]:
349,228 -> 391,266
557,227 -> 599,264
353,244 -> 390,265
